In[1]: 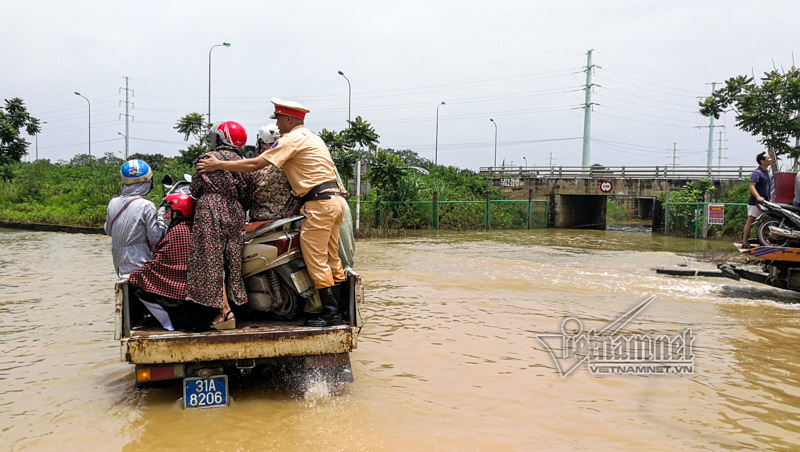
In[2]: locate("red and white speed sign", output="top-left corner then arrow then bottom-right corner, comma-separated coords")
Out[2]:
600,180 -> 613,193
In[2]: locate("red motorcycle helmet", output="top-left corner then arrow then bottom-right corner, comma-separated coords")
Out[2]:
165,193 -> 195,219
208,120 -> 247,148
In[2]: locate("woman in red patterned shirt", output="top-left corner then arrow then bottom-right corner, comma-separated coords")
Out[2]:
128,193 -> 217,332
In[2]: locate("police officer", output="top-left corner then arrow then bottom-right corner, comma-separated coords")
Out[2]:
196,98 -> 346,327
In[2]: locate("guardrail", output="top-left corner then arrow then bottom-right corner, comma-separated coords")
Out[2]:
479,166 -> 748,180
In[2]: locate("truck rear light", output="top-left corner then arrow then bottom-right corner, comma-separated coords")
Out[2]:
136,364 -> 185,382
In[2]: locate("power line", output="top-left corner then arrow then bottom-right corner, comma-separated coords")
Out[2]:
592,50 -> 707,85
594,111 -> 698,128
600,68 -> 706,95
601,105 -> 700,124
598,93 -> 698,113
367,105 -> 579,125
600,87 -> 697,108
391,136 -> 582,149
593,137 -> 705,152
594,74 -> 702,99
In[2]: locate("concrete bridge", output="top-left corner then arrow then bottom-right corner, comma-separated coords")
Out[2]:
481,165 -> 747,229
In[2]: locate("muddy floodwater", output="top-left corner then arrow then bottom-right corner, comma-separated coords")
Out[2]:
1,228 -> 799,450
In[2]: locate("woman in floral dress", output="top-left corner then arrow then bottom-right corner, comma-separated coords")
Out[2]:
186,121 -> 255,329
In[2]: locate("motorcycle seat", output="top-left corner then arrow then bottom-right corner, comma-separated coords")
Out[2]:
779,203 -> 800,213
246,219 -> 280,233
244,215 -> 305,241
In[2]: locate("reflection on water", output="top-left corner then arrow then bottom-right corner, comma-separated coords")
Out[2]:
1,228 -> 799,450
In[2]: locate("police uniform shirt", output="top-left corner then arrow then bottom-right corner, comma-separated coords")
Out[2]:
258,127 -> 337,197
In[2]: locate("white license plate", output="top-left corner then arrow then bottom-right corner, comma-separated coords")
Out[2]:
290,269 -> 314,293
183,375 -> 228,409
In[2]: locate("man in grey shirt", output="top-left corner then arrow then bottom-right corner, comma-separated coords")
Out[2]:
104,160 -> 166,277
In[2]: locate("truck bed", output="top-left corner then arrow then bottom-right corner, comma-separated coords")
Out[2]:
115,278 -> 361,366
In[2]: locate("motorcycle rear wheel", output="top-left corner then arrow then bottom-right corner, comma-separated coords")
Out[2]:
269,282 -> 301,321
756,216 -> 791,247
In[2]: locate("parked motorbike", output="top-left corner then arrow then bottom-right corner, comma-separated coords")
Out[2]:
756,200 -> 800,247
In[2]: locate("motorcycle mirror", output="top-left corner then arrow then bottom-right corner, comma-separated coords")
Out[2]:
183,174 -> 192,183
161,174 -> 173,186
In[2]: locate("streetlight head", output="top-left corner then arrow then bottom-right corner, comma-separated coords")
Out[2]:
490,118 -> 494,122
223,42 -> 231,47
74,91 -> 81,95
441,101 -> 446,105
338,70 -> 344,75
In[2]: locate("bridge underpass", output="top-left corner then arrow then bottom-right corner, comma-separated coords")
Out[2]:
556,194 -> 607,229
483,165 -> 745,230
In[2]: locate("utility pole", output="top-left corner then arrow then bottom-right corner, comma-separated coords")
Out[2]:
671,142 -> 678,169
119,76 -> 134,159
582,49 -> 595,168
717,130 -> 727,168
706,82 -> 717,168
548,152 -> 556,166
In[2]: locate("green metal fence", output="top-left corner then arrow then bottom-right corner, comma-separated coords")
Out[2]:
664,201 -> 748,238
348,198 -> 549,230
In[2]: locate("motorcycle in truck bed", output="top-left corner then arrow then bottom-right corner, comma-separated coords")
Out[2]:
113,272 -> 363,408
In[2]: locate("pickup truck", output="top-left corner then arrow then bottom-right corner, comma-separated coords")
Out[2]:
113,273 -> 363,408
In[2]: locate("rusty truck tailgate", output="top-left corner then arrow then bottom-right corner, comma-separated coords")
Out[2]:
122,323 -> 357,365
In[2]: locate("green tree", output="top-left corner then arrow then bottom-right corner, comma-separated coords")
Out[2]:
385,148 -> 433,170
68,153 -> 97,166
0,98 -> 41,165
320,127 -> 360,187
366,151 -> 407,226
658,180 -> 716,237
174,113 -> 210,166
320,116 -> 379,188
341,116 -> 380,152
699,67 -> 800,159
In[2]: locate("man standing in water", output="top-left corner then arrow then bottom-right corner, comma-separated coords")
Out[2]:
196,98 -> 347,327
742,151 -> 773,248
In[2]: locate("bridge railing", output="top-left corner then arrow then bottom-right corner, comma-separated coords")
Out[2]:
479,166 -> 747,180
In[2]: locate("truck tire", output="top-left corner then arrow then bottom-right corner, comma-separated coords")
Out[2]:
756,216 -> 790,247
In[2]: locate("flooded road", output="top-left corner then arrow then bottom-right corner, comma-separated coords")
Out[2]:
1,228 -> 799,450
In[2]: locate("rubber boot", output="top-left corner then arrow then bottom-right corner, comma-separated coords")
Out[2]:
305,287 -> 342,327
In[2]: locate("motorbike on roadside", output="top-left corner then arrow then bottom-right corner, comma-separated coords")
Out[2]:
755,200 -> 800,247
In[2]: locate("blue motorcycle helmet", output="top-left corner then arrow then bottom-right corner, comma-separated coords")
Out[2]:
120,159 -> 153,185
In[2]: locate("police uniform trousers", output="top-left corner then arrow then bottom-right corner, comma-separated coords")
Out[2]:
300,196 -> 346,289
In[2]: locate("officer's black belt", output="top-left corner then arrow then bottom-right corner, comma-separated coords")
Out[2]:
297,181 -> 341,205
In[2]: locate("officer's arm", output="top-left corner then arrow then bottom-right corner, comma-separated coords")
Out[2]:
196,154 -> 268,173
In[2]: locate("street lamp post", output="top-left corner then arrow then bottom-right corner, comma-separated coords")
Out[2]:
117,132 -> 129,159
74,92 -> 91,156
523,156 -> 527,167
435,101 -> 445,166
337,70 -> 351,123
489,118 -> 497,168
208,42 -> 231,126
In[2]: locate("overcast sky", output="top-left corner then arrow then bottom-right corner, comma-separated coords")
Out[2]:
3,1 -> 798,171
